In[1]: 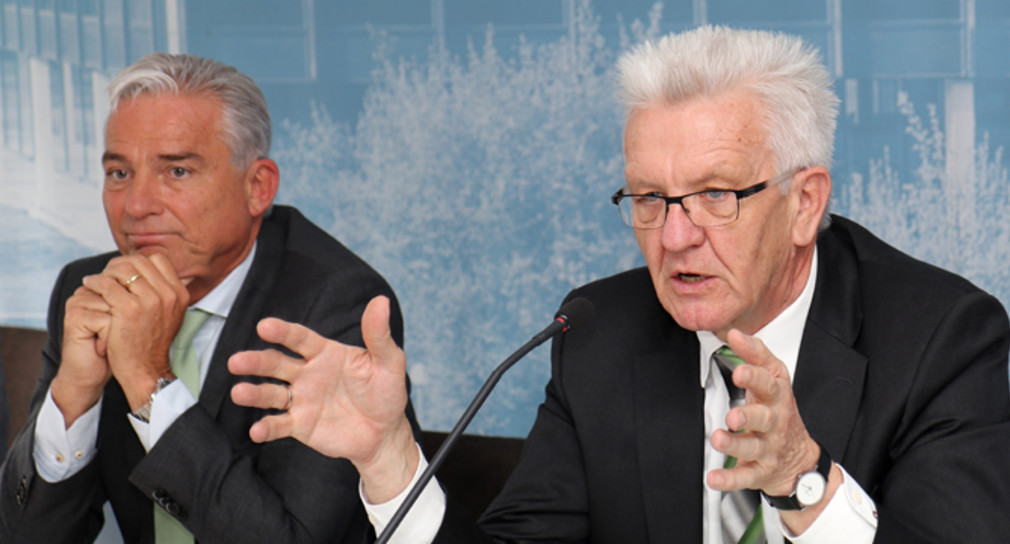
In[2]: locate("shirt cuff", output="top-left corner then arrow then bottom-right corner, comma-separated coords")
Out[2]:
33,387 -> 101,482
360,442 -> 446,544
786,463 -> 878,544
127,379 -> 196,452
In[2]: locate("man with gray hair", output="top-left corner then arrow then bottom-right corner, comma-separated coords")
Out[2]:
228,26 -> 1010,543
0,52 -> 418,543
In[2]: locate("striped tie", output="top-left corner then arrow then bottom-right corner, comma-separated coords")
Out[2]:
713,346 -> 765,544
155,308 -> 210,544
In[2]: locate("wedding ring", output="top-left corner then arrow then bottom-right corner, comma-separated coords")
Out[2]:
124,273 -> 142,290
283,386 -> 294,411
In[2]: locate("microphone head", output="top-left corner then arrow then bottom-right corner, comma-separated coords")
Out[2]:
555,297 -> 596,331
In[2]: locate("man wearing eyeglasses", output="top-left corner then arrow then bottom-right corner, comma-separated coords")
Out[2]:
226,26 -> 1010,543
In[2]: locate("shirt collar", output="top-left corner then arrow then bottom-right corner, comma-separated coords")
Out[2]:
191,242 -> 257,319
697,246 -> 818,387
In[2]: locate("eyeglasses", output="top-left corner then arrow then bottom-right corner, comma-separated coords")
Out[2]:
610,169 -> 799,229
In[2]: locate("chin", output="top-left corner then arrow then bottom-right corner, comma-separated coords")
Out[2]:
662,299 -> 733,334
133,245 -> 171,257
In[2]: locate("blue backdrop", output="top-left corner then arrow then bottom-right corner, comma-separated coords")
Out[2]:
2,0 -> 1008,442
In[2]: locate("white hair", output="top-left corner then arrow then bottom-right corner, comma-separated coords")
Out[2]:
617,26 -> 840,229
108,53 -> 271,167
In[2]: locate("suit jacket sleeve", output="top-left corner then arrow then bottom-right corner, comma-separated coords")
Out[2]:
868,291 -> 1010,541
801,218 -> 1010,543
0,257 -> 111,543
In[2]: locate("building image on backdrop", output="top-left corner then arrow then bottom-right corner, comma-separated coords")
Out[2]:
2,0 -> 1009,442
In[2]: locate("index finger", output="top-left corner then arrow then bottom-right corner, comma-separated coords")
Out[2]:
148,253 -> 190,289
256,317 -> 335,361
228,347 -> 300,383
725,329 -> 789,402
102,254 -> 187,300
725,329 -> 779,369
119,253 -> 186,292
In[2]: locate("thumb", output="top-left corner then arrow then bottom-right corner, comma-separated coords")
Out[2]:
360,296 -> 400,363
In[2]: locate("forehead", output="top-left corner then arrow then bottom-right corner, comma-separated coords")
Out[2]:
623,91 -> 772,188
104,93 -> 229,158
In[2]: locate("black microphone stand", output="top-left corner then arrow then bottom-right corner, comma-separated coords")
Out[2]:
374,317 -> 569,543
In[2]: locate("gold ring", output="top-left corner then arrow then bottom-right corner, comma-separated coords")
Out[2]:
124,273 -> 142,289
283,386 -> 294,410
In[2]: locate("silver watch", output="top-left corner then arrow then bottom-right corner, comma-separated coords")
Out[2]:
131,377 -> 176,422
762,442 -> 831,510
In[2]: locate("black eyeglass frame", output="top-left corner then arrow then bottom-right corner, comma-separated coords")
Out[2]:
610,169 -> 802,229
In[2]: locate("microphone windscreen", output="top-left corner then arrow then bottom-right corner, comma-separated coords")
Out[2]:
556,297 -> 596,330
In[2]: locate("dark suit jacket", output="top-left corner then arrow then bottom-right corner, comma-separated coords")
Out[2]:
435,215 -> 1010,543
0,205 -> 418,543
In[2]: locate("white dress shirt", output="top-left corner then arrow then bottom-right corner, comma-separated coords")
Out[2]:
33,245 -> 256,480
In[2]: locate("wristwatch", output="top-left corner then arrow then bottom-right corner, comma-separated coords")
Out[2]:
762,442 -> 832,510
131,377 -> 176,422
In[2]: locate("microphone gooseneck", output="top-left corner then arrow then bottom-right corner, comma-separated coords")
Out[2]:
375,297 -> 595,543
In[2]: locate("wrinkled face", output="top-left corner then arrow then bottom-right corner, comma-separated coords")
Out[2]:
102,93 -> 271,301
624,90 -> 813,339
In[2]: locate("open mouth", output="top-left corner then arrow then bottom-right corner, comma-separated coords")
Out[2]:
678,273 -> 706,283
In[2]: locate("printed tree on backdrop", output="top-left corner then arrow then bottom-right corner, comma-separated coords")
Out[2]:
275,1 -> 663,433
840,91 -> 1010,308
275,2 -> 1010,433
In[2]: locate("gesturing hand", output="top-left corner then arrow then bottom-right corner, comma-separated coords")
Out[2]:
229,296 -> 414,464
706,329 -> 821,497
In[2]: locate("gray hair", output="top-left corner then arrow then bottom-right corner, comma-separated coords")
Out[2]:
617,26 -> 839,229
108,53 -> 271,167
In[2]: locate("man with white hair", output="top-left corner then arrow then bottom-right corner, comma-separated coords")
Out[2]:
228,26 -> 1010,543
0,53 -> 418,543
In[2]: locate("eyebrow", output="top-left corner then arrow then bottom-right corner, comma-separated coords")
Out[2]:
625,171 -> 730,194
100,151 -> 203,164
158,152 -> 202,162
101,151 -> 125,164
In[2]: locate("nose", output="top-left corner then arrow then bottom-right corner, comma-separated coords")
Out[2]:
660,202 -> 705,252
123,170 -> 164,218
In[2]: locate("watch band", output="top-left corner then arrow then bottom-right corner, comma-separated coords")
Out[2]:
130,377 -> 176,422
762,441 -> 832,510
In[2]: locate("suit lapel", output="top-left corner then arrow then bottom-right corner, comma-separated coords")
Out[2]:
199,214 -> 286,419
634,328 -> 705,543
793,225 -> 868,460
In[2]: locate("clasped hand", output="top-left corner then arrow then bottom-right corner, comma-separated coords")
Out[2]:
54,253 -> 189,421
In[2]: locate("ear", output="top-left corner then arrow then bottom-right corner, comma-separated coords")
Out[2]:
791,166 -> 831,247
244,158 -> 280,218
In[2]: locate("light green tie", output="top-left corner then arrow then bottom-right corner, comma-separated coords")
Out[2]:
155,308 -> 211,544
713,346 -> 765,544
172,308 -> 211,397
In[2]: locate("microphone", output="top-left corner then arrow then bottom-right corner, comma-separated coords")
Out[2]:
375,297 -> 595,543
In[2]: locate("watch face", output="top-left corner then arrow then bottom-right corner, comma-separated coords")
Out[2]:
796,472 -> 827,507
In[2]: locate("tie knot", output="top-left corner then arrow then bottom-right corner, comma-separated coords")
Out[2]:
176,308 -> 211,350
713,345 -> 744,372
